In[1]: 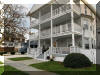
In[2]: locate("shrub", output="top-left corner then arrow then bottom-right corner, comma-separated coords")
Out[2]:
63,53 -> 92,68
0,52 -> 4,56
10,52 -> 15,55
46,56 -> 50,60
4,52 -> 7,54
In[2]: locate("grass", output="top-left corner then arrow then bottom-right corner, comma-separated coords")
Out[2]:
0,61 -> 3,64
2,65 -> 29,75
8,57 -> 33,61
30,61 -> 99,75
0,66 -> 4,75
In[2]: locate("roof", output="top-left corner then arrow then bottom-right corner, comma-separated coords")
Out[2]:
27,0 -> 55,16
27,0 -> 96,16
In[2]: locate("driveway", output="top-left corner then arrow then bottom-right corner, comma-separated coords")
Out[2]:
4,55 -> 58,75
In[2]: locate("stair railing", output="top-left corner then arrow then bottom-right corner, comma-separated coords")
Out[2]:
44,47 -> 51,60
34,47 -> 42,58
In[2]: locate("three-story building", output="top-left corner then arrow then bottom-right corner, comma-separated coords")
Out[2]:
28,0 -> 96,61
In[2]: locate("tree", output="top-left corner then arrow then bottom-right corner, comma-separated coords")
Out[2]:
3,4 -> 27,42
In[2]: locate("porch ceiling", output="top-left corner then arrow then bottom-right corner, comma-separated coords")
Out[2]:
53,13 -> 71,25
53,34 -> 72,39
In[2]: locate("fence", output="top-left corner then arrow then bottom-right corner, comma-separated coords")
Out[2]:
70,46 -> 96,64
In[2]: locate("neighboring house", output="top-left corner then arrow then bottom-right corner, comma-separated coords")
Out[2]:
27,0 -> 96,63
96,2 -> 100,49
0,3 -> 25,52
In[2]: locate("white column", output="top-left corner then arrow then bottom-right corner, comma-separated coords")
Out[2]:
89,22 -> 92,49
28,16 -> 31,54
51,4 -> 53,56
71,3 -> 75,47
81,18 -> 85,49
89,38 -> 92,49
39,11 -> 41,48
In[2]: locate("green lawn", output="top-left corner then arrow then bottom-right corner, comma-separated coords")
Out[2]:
0,61 -> 3,64
30,61 -> 99,75
8,57 -> 33,61
0,66 -> 4,75
2,65 -> 29,75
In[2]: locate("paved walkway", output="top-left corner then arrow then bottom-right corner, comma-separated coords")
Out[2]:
5,55 -> 58,75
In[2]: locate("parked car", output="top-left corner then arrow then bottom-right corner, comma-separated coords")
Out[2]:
19,43 -> 28,54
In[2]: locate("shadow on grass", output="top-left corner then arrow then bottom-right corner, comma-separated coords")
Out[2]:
1,65 -> 28,75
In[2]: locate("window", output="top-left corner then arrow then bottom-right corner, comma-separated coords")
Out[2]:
85,44 -> 89,49
9,43 -> 13,46
83,20 -> 89,30
30,45 -> 37,48
85,5 -> 87,15
90,26 -> 92,31
84,24 -> 88,30
2,43 -> 7,46
98,32 -> 100,34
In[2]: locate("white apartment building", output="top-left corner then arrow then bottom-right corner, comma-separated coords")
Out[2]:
28,0 -> 96,62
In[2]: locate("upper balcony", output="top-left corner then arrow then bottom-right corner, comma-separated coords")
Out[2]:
40,4 -> 71,24
74,23 -> 82,34
30,4 -> 81,29
53,23 -> 72,37
40,22 -> 82,39
40,28 -> 51,39
73,4 -> 81,15
52,4 -> 71,19
40,12 -> 51,23
30,18 -> 39,28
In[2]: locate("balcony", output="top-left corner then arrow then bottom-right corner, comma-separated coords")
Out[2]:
40,12 -> 51,23
73,4 -> 80,14
39,4 -> 71,23
52,47 -> 70,54
40,28 -> 51,39
31,19 -> 39,27
74,23 -> 82,34
53,4 -> 71,18
53,23 -> 72,36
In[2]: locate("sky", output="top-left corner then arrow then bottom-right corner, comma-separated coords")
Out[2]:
0,0 -> 99,4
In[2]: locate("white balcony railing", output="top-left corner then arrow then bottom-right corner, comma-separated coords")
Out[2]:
40,23 -> 72,39
31,19 -> 39,27
73,4 -> 80,14
53,23 -> 71,35
53,4 -> 71,16
39,5 -> 71,22
40,28 -> 51,38
52,47 -> 70,54
74,23 -> 82,33
40,12 -> 51,22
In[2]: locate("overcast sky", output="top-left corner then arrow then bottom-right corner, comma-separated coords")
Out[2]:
0,0 -> 99,4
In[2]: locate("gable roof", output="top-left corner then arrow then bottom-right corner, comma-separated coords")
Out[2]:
27,0 -> 96,16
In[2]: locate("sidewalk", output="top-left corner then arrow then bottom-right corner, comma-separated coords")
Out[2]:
5,55 -> 58,75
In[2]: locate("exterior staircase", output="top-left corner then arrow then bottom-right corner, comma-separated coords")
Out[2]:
37,54 -> 44,59
30,47 -> 70,61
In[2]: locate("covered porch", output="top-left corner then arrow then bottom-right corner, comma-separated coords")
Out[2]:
52,34 -> 82,55
39,34 -> 82,55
